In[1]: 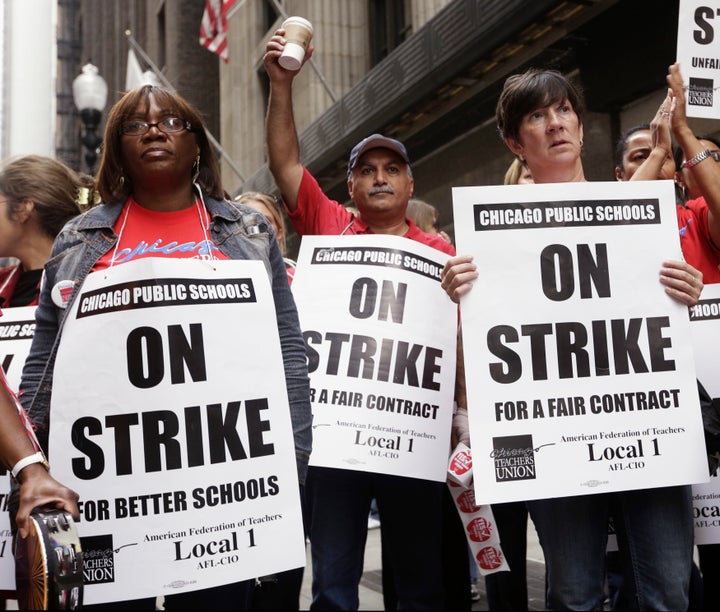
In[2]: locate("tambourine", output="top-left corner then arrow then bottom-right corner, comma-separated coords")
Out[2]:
14,508 -> 83,610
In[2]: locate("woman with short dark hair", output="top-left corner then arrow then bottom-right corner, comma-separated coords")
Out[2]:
442,67 -> 702,611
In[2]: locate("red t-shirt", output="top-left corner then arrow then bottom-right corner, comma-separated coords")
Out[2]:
95,198 -> 228,270
676,198 -> 720,284
287,168 -> 456,256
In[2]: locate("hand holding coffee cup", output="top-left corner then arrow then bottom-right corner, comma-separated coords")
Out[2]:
279,16 -> 313,71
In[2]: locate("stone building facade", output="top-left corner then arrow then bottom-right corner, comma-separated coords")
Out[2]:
65,0 -> 220,173
57,0 -> 715,255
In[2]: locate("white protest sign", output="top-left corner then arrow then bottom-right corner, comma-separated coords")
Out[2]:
0,306 -> 36,388
0,305 -> 36,591
677,0 -> 720,119
47,258 -> 304,604
290,234 -> 456,482
689,283 -> 720,544
452,179 -> 707,505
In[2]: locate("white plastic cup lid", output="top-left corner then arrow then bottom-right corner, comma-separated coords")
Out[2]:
281,16 -> 313,34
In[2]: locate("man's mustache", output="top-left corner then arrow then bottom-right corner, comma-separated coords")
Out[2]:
369,186 -> 394,195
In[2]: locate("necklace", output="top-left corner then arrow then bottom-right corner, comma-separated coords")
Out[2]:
194,195 -> 214,257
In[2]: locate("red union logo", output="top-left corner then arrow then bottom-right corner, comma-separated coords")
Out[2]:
477,545 -> 503,570
457,489 -> 479,513
450,449 -> 472,475
467,516 -> 492,542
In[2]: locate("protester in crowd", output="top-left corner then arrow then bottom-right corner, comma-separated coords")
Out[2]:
406,187 -> 525,608
467,157 -> 536,612
264,27 -> 471,611
14,84 -> 313,610
406,197 -> 453,244
234,193 -> 304,609
613,117 -> 706,611
441,67 -> 704,611
631,63 -> 720,285
614,124 -> 675,183
675,134 -> 720,204
0,155 -> 89,608
672,135 -> 720,612
403,197 -> 480,608
236,191 -> 297,283
503,157 -> 533,185
629,63 -> 720,610
613,122 -> 689,204
0,380 -> 79,537
0,155 -> 88,308
0,372 -> 79,612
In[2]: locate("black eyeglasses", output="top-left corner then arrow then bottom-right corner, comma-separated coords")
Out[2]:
121,117 -> 192,136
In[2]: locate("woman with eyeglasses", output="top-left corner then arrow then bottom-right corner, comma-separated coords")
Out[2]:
13,85 -> 312,610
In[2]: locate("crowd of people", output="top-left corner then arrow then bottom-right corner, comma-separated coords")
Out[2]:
0,20 -> 718,612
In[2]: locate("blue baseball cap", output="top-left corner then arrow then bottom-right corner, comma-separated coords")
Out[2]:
347,134 -> 410,178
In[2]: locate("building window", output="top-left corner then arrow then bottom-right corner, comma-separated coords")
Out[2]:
369,0 -> 410,66
258,67 -> 270,112
264,0 -> 283,31
157,4 -> 166,70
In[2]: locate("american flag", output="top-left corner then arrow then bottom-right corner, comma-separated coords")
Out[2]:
199,0 -> 236,63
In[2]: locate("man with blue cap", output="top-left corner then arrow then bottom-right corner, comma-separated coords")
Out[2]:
265,118 -> 453,251
263,25 -> 470,612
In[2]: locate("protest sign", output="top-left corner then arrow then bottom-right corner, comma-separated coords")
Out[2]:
452,179 -> 707,505
689,282 -> 720,544
47,258 -> 304,604
677,0 -> 720,119
0,306 -> 35,389
291,234 -> 456,482
0,306 -> 36,591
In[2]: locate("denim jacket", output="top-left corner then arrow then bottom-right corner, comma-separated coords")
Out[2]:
19,194 -> 312,484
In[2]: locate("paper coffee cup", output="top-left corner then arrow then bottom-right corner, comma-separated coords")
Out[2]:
279,16 -> 313,71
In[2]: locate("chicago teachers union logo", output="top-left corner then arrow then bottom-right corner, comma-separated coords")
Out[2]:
80,534 -> 116,584
688,77 -> 714,107
491,435 -> 537,482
